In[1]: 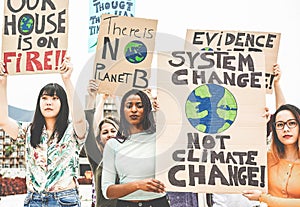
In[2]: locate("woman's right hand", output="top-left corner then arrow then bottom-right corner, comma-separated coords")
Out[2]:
136,178 -> 166,193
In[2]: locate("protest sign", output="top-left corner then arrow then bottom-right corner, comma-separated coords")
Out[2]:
185,30 -> 280,94
88,0 -> 135,53
156,50 -> 267,193
1,0 -> 68,75
93,14 -> 157,96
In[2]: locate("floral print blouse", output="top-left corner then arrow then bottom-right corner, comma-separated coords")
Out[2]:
17,122 -> 87,193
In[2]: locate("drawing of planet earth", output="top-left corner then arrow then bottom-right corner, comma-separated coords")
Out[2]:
185,84 -> 238,134
124,40 -> 147,64
20,14 -> 34,34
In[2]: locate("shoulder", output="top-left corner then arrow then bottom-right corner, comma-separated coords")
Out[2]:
139,131 -> 156,138
105,138 -> 121,149
17,122 -> 31,138
267,151 -> 278,167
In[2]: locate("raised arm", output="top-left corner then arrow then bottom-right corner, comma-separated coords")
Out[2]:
93,93 -> 109,135
273,64 -> 286,109
86,79 -> 98,110
0,62 -> 19,139
84,79 -> 102,172
60,57 -> 86,139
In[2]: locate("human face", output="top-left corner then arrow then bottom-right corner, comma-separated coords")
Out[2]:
40,94 -> 61,119
100,123 -> 118,145
124,94 -> 144,127
275,110 -> 299,147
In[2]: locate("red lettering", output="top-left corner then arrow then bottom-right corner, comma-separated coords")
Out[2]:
44,51 -> 53,70
2,50 -> 67,74
3,52 -> 16,73
55,50 -> 66,70
26,51 -> 43,71
16,53 -> 22,73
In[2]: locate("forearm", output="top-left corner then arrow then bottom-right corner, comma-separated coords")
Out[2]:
86,94 -> 96,110
63,78 -> 86,138
93,96 -> 106,134
0,80 -> 9,124
274,82 -> 286,109
260,193 -> 300,207
0,78 -> 18,139
106,182 -> 139,199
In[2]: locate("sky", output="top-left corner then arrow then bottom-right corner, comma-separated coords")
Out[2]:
0,0 -> 299,112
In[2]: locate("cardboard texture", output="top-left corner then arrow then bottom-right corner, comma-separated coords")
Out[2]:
156,50 -> 268,193
185,30 -> 281,94
1,0 -> 69,75
93,14 -> 157,96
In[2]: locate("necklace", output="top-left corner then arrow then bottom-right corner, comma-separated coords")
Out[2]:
285,156 -> 299,163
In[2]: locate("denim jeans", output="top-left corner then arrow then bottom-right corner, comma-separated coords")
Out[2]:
24,188 -> 81,207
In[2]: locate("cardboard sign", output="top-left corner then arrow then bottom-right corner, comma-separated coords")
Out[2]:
2,0 -> 68,75
156,50 -> 267,193
185,30 -> 281,94
93,14 -> 157,96
88,0 -> 136,53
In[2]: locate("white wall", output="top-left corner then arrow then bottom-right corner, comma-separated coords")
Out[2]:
1,0 -> 299,112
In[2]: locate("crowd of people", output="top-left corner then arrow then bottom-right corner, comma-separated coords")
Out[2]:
0,58 -> 299,207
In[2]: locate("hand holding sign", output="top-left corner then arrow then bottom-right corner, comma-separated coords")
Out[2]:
2,0 -> 69,75
242,189 -> 262,201
273,64 -> 281,84
0,62 -> 7,76
59,56 -> 73,80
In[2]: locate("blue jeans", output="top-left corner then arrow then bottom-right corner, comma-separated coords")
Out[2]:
24,188 -> 81,207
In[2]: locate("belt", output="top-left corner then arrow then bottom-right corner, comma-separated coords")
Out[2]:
126,199 -> 153,203
118,196 -> 168,207
30,188 -> 78,198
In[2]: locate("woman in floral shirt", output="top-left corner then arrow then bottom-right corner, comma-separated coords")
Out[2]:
0,57 -> 88,206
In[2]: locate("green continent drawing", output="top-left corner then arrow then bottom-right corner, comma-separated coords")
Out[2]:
185,84 -> 238,134
124,40 -> 147,64
20,15 -> 34,34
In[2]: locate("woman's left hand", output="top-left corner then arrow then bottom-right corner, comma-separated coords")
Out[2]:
262,107 -> 271,122
242,189 -> 262,201
273,63 -> 281,83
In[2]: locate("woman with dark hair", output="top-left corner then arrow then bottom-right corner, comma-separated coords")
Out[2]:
0,57 -> 87,206
101,89 -> 170,207
212,63 -> 285,207
243,104 -> 300,207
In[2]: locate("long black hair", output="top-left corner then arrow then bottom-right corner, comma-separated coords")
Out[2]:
270,104 -> 300,159
30,83 -> 69,148
117,89 -> 156,140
